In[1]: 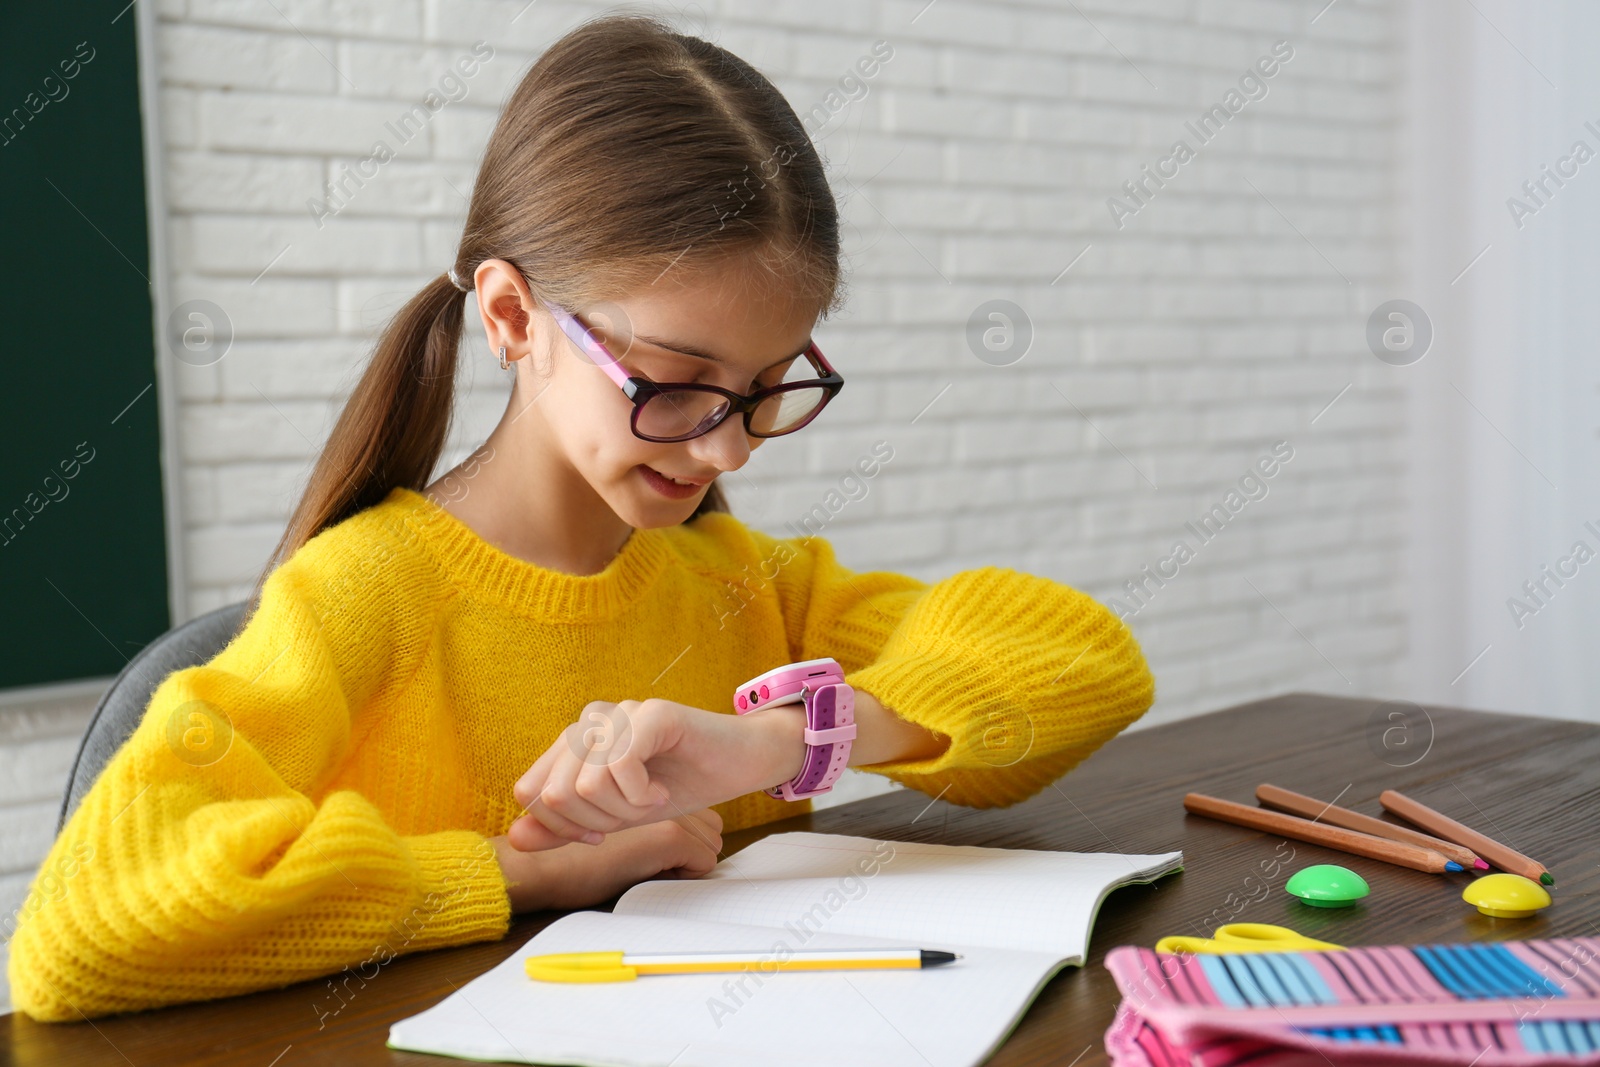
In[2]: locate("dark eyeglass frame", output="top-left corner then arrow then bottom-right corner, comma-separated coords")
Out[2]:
541,299 -> 844,443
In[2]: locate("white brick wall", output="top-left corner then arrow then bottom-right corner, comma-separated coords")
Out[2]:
0,683 -> 99,1014
1,0 -> 1409,1013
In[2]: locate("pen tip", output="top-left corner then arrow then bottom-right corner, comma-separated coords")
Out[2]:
1541,872 -> 1554,886
1445,861 -> 1463,872
1474,859 -> 1490,870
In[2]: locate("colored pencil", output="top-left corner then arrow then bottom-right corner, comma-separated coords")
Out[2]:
1183,792 -> 1465,874
1378,789 -> 1552,885
1256,784 -> 1488,870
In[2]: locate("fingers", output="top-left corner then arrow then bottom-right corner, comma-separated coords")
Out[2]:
663,810 -> 723,877
608,750 -> 669,810
603,699 -> 678,810
671,809 -> 723,855
570,759 -> 667,825
683,806 -> 723,834
512,744 -> 558,811
513,701 -> 625,811
517,757 -> 614,846
537,761 -> 625,837
515,703 -> 664,845
507,809 -> 596,851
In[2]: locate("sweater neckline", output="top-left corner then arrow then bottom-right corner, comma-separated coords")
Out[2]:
388,487 -> 673,621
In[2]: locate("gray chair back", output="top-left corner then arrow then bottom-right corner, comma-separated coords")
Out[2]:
57,601 -> 250,835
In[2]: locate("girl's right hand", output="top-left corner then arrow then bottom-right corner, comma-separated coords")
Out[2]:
489,807 -> 723,913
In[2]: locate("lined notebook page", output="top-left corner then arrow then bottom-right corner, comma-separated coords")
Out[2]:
388,909 -> 1075,1067
613,831 -> 1183,961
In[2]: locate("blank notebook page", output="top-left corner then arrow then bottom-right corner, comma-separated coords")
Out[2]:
614,831 -> 1183,961
390,909 -> 1083,1067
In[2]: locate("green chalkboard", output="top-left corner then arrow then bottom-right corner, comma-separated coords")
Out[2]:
0,3 -> 170,689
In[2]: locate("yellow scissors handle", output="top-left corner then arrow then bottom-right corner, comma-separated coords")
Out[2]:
1155,923 -> 1344,955
1153,934 -> 1223,954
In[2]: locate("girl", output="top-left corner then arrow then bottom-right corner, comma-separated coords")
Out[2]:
8,13 -> 1155,1022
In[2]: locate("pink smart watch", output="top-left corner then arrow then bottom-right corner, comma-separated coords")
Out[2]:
732,657 -> 856,801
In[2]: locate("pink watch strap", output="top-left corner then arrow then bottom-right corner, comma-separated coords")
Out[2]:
767,681 -> 855,801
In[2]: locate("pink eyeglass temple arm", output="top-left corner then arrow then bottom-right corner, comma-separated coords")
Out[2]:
542,300 -> 632,389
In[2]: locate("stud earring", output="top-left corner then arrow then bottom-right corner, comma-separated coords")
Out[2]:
498,345 -> 508,371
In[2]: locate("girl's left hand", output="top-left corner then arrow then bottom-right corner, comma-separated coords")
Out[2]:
507,698 -> 795,851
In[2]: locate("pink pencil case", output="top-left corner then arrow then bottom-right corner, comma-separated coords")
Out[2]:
1102,936 -> 1600,1066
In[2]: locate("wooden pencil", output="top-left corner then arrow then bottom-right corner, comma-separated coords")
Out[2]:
1378,788 -> 1553,885
1183,792 -> 1465,874
1256,784 -> 1488,870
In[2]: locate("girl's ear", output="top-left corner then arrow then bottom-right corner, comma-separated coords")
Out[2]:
473,257 -> 539,359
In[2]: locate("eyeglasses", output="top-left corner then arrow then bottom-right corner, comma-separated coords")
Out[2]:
541,299 -> 844,443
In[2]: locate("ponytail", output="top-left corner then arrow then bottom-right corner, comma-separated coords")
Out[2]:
250,273 -> 465,611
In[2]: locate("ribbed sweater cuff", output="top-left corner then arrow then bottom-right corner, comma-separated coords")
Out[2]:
845,631 -> 1025,779
838,567 -> 1155,788
394,831 -> 512,954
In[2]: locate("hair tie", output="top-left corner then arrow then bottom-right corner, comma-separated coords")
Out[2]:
446,266 -> 470,292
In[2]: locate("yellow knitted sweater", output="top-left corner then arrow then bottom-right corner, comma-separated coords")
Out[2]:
8,487 -> 1155,1021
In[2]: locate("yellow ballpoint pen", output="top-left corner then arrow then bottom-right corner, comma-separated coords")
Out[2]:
525,947 -> 962,983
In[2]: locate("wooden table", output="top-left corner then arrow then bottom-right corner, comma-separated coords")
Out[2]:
6,692 -> 1598,1065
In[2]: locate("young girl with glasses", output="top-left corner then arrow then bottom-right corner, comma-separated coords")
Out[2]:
9,13 -> 1154,1021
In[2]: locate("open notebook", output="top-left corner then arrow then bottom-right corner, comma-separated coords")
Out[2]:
388,831 -> 1183,1067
